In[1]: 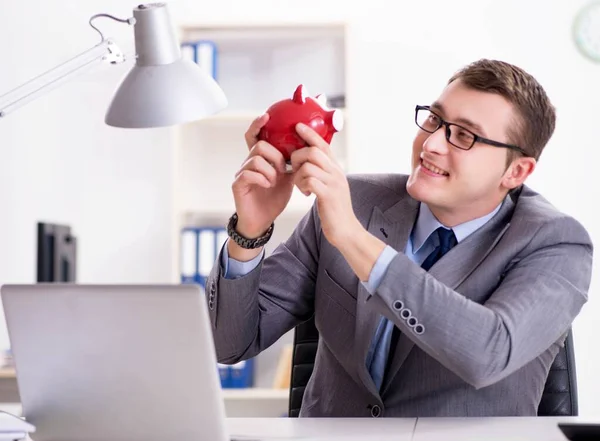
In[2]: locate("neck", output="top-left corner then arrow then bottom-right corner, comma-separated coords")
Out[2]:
429,195 -> 506,228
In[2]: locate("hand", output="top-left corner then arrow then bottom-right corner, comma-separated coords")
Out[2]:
231,113 -> 295,239
291,123 -> 361,248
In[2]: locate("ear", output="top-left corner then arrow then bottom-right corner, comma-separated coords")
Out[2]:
501,156 -> 536,190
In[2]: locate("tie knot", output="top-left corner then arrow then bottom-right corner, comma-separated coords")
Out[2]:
436,227 -> 457,252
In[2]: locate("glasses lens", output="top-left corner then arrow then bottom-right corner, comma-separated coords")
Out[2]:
416,108 -> 440,132
448,125 -> 476,149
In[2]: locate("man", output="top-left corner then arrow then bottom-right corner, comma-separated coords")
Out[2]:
205,59 -> 593,417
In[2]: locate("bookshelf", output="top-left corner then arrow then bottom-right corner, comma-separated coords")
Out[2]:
169,21 -> 351,415
221,388 -> 288,400
172,20 -> 351,279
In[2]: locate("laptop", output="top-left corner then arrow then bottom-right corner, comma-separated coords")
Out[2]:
0,284 -> 230,441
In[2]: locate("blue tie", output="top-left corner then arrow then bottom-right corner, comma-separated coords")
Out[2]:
420,227 -> 458,271
366,227 -> 457,390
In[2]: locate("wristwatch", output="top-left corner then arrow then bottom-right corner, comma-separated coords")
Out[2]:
226,212 -> 274,249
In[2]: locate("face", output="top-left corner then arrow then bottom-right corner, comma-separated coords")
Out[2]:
406,79 -> 534,225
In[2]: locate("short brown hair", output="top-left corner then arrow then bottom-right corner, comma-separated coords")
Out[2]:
448,59 -> 556,163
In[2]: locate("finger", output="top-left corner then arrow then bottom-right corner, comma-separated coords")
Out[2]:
296,175 -> 327,198
245,113 -> 270,149
295,123 -> 332,156
236,155 -> 278,187
232,169 -> 271,190
294,162 -> 330,196
249,140 -> 287,174
290,146 -> 331,174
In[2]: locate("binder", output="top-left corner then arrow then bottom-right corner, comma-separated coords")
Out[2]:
229,359 -> 254,388
180,228 -> 198,285
180,40 -> 218,80
198,229 -> 215,279
180,42 -> 196,63
217,363 -> 230,388
180,226 -> 228,289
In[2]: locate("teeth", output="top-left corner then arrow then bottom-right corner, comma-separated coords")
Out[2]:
422,160 -> 448,176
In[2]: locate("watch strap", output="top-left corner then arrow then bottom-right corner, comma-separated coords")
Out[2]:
226,212 -> 274,249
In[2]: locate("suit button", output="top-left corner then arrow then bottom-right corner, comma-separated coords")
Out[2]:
393,300 -> 403,311
414,324 -> 425,335
370,405 -> 381,417
208,300 -> 214,310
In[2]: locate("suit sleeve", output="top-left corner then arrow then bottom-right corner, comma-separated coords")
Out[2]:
205,204 -> 322,364
367,216 -> 593,389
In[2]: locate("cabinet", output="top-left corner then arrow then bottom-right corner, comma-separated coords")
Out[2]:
170,21 -> 351,408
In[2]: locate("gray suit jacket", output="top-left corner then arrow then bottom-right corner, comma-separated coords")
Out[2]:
206,174 -> 593,417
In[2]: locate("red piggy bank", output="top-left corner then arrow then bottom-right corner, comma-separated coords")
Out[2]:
258,84 -> 344,161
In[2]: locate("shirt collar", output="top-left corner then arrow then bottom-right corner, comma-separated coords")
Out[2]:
411,202 -> 503,254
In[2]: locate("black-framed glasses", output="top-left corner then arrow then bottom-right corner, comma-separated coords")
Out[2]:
415,105 -> 528,156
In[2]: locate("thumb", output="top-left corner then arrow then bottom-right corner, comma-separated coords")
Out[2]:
295,123 -> 332,156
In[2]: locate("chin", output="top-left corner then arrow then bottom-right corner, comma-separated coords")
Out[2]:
406,175 -> 427,202
407,174 -> 445,206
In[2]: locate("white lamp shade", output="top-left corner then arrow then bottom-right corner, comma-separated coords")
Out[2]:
105,59 -> 228,128
104,3 -> 228,128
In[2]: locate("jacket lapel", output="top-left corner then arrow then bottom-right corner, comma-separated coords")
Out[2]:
380,194 -> 516,395
355,197 -> 419,396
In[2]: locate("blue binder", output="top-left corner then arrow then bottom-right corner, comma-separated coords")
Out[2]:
179,227 -> 199,286
217,363 -> 231,388
180,40 -> 218,80
179,226 -> 228,289
229,359 -> 254,388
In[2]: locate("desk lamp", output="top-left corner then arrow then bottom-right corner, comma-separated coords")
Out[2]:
0,2 -> 228,128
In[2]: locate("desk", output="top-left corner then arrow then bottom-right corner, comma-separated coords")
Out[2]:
413,417 -> 585,441
228,417 -> 596,440
2,402 -> 598,441
227,417 -> 417,440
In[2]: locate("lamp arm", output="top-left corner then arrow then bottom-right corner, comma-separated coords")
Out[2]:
0,13 -> 135,118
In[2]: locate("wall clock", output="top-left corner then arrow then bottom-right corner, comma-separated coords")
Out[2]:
573,1 -> 600,62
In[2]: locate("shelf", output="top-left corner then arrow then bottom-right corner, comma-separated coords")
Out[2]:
180,21 -> 346,32
201,107 -> 347,124
179,187 -> 314,225
0,369 -> 288,402
221,387 -> 289,400
0,368 -> 15,379
200,110 -> 263,123
181,22 -> 346,52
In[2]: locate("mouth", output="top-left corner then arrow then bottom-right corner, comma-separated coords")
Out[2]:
420,159 -> 449,177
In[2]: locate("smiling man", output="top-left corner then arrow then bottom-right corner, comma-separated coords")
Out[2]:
206,59 -> 594,417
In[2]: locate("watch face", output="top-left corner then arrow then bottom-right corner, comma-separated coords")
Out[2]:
573,1 -> 600,62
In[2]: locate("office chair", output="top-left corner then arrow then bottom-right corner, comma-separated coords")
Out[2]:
289,315 -> 319,418
288,316 -> 578,417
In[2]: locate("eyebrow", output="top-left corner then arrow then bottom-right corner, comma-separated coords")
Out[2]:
430,101 -> 487,137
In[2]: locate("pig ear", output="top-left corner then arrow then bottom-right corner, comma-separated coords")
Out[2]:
315,94 -> 328,107
293,84 -> 306,104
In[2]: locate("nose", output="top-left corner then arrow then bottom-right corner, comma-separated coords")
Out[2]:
422,125 -> 450,155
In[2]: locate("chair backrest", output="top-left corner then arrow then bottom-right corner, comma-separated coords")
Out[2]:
538,330 -> 578,416
289,315 -> 319,418
288,317 -> 578,417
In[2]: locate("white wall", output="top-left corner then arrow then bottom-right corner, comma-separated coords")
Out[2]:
0,0 -> 175,348
1,0 -> 599,416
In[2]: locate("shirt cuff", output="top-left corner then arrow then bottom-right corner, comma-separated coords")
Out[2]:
361,245 -> 398,294
221,238 -> 264,279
